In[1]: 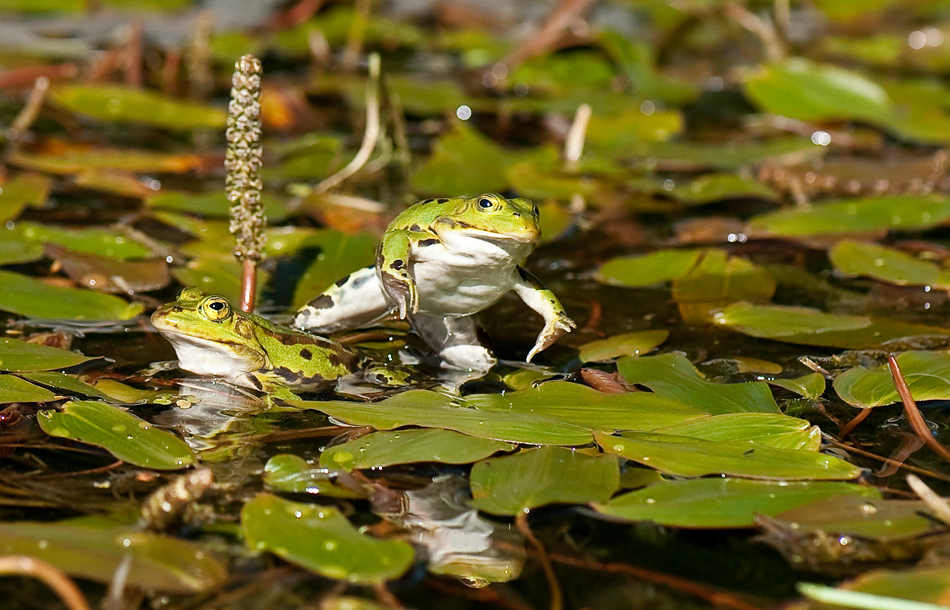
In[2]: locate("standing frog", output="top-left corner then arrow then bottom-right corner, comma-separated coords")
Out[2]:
294,193 -> 575,369
152,287 -> 358,391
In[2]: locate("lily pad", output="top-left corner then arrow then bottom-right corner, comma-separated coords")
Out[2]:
469,447 -> 620,516
292,390 -> 593,445
50,84 -> 227,130
597,248 -> 705,287
320,429 -> 514,470
0,338 -> 94,371
0,518 -> 227,593
748,195 -> 950,237
0,270 -> 144,320
594,479 -> 879,528
830,240 -> 950,289
0,374 -> 57,402
37,400 -> 196,469
617,352 -> 780,414
833,350 -> 950,408
577,329 -> 669,362
242,493 -> 414,583
595,431 -> 861,480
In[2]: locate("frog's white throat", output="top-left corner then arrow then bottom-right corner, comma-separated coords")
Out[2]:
155,328 -> 256,378
435,227 -> 535,261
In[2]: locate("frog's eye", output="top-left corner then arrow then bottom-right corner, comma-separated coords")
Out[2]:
532,204 -> 539,217
200,296 -> 231,321
477,197 -> 495,210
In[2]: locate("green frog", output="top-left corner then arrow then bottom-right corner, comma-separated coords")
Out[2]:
294,193 -> 575,370
151,287 -> 359,391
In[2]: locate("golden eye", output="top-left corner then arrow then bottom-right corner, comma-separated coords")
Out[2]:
200,296 -> 231,321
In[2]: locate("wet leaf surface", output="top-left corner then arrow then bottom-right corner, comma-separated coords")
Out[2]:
833,350 -> 950,408
0,338 -> 94,371
469,446 -> 620,515
38,400 -> 197,469
263,454 -> 366,498
242,493 -> 414,583
0,270 -> 144,320
0,518 -> 228,593
0,373 -> 57,402
321,428 -> 514,470
596,479 -> 880,528
577,329 -> 669,362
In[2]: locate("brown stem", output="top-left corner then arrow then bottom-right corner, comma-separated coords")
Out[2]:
515,512 -> 562,610
888,356 -> 950,463
240,258 -> 256,313
0,555 -> 91,610
837,407 -> 871,441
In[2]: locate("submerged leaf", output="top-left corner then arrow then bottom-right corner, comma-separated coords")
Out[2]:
0,519 -> 227,593
617,352 -> 780,414
470,447 -> 620,515
38,400 -> 196,469
320,429 -> 514,470
242,493 -> 414,583
595,479 -> 879,528
263,455 -> 364,499
577,330 -> 669,362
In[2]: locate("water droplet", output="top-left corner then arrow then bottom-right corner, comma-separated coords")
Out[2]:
294,511 -> 303,518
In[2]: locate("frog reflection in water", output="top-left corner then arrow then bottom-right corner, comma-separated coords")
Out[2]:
151,287 -> 358,391
294,193 -> 575,370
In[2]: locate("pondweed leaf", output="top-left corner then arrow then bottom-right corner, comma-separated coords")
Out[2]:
38,400 -> 196,470
320,429 -> 514,470
242,493 -> 414,583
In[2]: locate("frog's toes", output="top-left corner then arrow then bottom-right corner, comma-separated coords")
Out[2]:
380,272 -> 419,319
526,315 -> 576,362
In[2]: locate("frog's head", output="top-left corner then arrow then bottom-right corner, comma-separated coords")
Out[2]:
445,193 -> 541,244
150,287 -> 265,378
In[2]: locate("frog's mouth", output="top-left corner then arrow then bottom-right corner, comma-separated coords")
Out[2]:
451,224 -> 539,244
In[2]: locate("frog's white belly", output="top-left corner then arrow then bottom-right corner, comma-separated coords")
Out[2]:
410,233 -> 528,316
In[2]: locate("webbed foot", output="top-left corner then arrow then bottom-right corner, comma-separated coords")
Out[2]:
526,313 -> 576,362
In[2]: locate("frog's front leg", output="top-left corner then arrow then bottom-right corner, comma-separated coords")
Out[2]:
376,228 -> 426,319
512,267 -> 576,362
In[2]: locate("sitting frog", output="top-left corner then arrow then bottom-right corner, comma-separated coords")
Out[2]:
151,287 -> 358,391
293,193 -> 575,369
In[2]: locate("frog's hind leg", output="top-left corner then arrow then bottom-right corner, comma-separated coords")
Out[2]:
410,313 -> 496,372
294,266 -> 393,333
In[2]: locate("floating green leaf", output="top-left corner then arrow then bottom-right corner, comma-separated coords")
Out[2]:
19,221 -> 152,260
653,413 -> 821,451
0,228 -> 44,265
0,270 -> 144,320
596,431 -> 861,479
8,148 -> 205,175
595,479 -> 879,527
670,173 -> 777,205
714,302 -> 950,348
642,136 -> 823,171
0,374 -> 57,402
799,566 -> 950,609
671,250 -> 775,322
38,400 -> 196,469
830,240 -> 950,289
321,429 -> 514,470
470,447 -> 620,515
597,248 -> 705,287
465,380 -> 709,431
0,173 -> 50,223
291,230 -> 378,309
577,330 -> 669,362
0,518 -> 227,593
242,493 -> 413,583
768,372 -> 827,399
50,84 -> 227,130
749,195 -> 950,237
775,495 -> 940,540
263,454 -> 364,499
0,338 -> 94,372
742,58 -> 891,123
586,106 -> 683,157
617,352 -> 780,414
834,351 -> 950,408
19,371 -> 111,399
411,121 -> 513,194
292,390 -> 593,445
